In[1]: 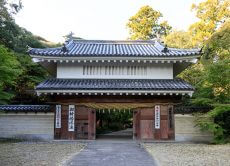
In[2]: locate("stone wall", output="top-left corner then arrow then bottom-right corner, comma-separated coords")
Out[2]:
175,114 -> 213,142
0,113 -> 212,142
0,113 -> 54,140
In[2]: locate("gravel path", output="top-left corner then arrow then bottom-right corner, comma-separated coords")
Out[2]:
143,143 -> 230,166
0,141 -> 85,166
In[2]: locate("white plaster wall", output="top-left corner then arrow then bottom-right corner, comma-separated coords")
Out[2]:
0,113 -> 213,142
57,62 -> 173,79
175,114 -> 213,142
0,113 -> 54,140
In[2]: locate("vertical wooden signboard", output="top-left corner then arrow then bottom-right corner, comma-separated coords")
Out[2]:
68,105 -> 75,132
155,105 -> 160,129
55,105 -> 61,128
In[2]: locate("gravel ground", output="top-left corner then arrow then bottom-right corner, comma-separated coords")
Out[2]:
143,143 -> 230,166
0,141 -> 85,166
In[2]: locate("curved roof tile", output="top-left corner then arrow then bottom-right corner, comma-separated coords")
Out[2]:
29,40 -> 200,57
36,79 -> 194,91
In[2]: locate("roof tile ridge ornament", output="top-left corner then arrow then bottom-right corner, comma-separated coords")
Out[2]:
199,46 -> 204,54
62,39 -> 74,52
154,39 -> 169,53
26,45 -> 32,53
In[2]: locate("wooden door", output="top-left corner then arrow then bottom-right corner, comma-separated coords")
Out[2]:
160,105 -> 169,139
75,106 -> 89,139
140,108 -> 154,140
76,120 -> 88,139
133,105 -> 175,140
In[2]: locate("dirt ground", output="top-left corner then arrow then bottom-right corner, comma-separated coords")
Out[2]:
0,139 -> 85,166
143,143 -> 230,166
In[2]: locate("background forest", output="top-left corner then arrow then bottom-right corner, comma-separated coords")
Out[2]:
126,0 -> 230,143
0,0 -> 229,143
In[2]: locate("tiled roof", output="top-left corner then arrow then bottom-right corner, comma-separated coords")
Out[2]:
0,105 -> 52,112
36,79 -> 194,91
29,40 -> 200,57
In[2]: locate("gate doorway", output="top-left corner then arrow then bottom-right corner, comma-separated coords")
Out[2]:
54,102 -> 175,140
96,109 -> 133,140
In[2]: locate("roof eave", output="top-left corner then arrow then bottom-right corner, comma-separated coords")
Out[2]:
30,54 -> 201,62
36,89 -> 194,97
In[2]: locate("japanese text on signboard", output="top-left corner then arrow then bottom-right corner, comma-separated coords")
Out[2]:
155,105 -> 160,129
68,105 -> 75,131
55,105 -> 61,128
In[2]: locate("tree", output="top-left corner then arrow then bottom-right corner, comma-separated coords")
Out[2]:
194,60 -> 230,143
189,0 -> 230,47
165,0 -> 230,92
127,5 -> 171,40
0,0 -> 50,104
0,0 -> 22,21
191,21 -> 230,143
13,53 -> 48,103
192,59 -> 230,105
0,45 -> 21,104
202,21 -> 230,63
165,0 -> 230,48
164,30 -> 195,49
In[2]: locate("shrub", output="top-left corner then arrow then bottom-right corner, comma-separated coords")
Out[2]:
196,105 -> 230,144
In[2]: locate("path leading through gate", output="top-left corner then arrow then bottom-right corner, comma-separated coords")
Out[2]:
65,140 -> 157,166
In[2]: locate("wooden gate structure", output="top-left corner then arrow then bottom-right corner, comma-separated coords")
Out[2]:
28,39 -> 200,140
53,95 -> 177,140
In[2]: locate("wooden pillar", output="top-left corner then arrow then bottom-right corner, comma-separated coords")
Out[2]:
60,105 -> 69,139
88,109 -> 96,140
133,109 -> 141,140
168,105 -> 175,139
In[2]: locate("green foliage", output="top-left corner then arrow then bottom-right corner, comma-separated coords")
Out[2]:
127,5 -> 171,40
164,30 -> 195,49
189,0 -> 230,47
205,60 -> 230,103
0,45 -> 21,104
191,59 -> 230,106
0,0 -> 22,21
193,59 -> 230,143
196,105 -> 230,144
202,21 -> 230,63
178,63 -> 204,85
0,20 -> 46,53
0,0 -> 50,104
165,0 -> 230,48
96,110 -> 133,134
13,53 -> 48,103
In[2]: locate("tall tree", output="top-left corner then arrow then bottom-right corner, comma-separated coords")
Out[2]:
202,21 -> 230,63
127,5 -> 171,40
189,0 -> 230,47
0,0 -> 22,21
165,0 -> 230,48
0,0 -> 50,104
0,45 -> 21,104
164,30 -> 194,49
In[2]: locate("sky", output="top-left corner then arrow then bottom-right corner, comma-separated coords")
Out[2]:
15,0 -> 204,43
